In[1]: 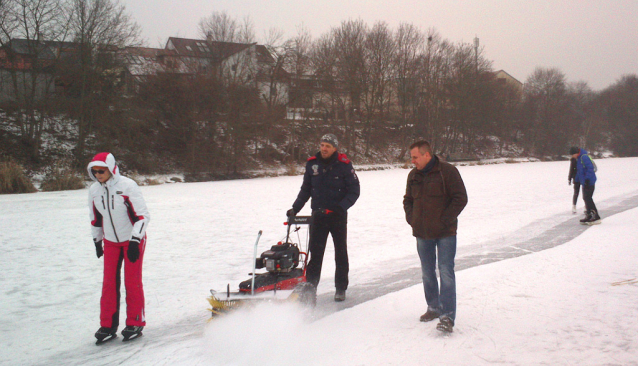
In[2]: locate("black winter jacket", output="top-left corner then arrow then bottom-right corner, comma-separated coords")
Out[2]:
292,151 -> 360,214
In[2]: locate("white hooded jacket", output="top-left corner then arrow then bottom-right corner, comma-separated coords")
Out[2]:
87,153 -> 150,243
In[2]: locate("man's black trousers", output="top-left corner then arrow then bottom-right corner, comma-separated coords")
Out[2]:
306,211 -> 349,291
582,184 -> 598,213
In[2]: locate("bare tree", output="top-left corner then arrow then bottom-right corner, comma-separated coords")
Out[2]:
197,11 -> 268,172
198,11 -> 254,43
361,21 -> 395,155
441,40 -> 492,154
594,75 -> 638,156
393,23 -> 425,158
310,31 -> 339,116
66,0 -> 141,162
283,24 -> 316,161
196,11 -> 260,89
261,27 -> 288,106
566,81 -> 597,148
417,31 -> 452,153
492,76 -> 523,155
0,0 -> 67,161
133,68 -> 224,174
286,24 -> 312,77
248,26 -> 291,160
327,19 -> 368,155
0,1 -> 18,44
521,67 -> 571,156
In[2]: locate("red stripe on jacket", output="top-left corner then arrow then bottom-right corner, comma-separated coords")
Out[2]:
91,202 -> 103,227
122,195 -> 144,224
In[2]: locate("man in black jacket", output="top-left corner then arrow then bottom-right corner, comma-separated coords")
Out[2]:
287,134 -> 360,302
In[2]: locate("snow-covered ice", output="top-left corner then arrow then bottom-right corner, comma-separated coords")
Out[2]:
1,158 -> 637,365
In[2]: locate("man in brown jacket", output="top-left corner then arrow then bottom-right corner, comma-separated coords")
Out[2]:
403,140 -> 468,333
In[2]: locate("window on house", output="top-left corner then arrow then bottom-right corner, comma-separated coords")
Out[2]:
185,45 -> 192,51
196,42 -> 210,53
125,55 -> 142,65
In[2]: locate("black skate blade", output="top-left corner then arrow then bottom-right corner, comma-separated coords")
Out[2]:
95,334 -> 117,345
122,332 -> 143,342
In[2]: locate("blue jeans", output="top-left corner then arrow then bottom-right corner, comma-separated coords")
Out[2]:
416,236 -> 457,321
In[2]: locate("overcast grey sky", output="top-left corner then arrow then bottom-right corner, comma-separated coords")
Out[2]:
120,0 -> 637,91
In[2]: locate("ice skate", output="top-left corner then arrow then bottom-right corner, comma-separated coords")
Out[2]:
95,326 -> 117,345
586,210 -> 602,225
121,326 -> 143,342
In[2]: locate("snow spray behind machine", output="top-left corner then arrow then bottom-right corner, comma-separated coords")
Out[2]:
208,215 -> 317,317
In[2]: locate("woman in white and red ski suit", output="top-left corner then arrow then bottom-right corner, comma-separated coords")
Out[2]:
87,152 -> 150,339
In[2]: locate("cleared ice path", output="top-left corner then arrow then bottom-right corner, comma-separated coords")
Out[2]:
312,190 -> 638,317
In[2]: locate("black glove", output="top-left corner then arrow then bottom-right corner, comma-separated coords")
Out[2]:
568,179 -> 572,186
286,208 -> 297,217
585,179 -> 591,186
94,239 -> 103,258
127,237 -> 141,263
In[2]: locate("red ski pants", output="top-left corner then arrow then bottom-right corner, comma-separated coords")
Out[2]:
100,237 -> 146,329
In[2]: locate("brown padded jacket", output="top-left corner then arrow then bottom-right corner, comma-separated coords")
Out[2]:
403,157 -> 468,239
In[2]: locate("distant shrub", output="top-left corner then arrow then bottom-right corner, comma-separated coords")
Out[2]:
285,162 -> 298,176
128,171 -> 143,185
145,178 -> 161,186
126,172 -> 162,186
258,145 -> 285,163
40,163 -> 85,192
0,160 -> 37,194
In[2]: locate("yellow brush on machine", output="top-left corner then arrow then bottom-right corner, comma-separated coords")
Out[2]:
208,216 -> 317,317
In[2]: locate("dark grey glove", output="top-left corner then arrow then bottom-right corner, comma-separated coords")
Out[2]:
286,208 -> 297,217
127,237 -> 141,263
94,239 -> 103,259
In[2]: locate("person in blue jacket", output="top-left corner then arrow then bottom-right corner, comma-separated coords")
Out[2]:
287,134 -> 360,302
570,146 -> 601,225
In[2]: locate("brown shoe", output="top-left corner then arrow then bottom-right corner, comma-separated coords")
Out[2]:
436,316 -> 454,333
419,309 -> 440,322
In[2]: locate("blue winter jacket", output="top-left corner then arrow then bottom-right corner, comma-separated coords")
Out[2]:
575,149 -> 597,186
292,151 -> 360,213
